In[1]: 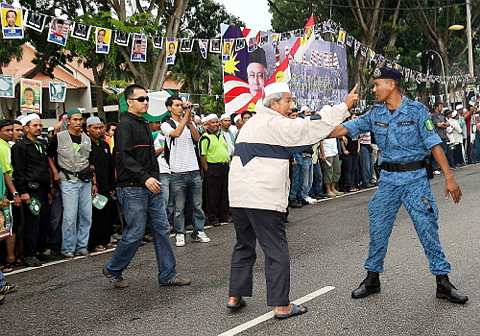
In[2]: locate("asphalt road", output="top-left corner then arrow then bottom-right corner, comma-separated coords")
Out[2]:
3,165 -> 480,336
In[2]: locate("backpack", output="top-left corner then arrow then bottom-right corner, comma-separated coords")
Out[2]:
163,118 -> 202,167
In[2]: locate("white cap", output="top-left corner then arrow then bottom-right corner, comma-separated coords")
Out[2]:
204,114 -> 218,122
48,127 -> 54,132
86,116 -> 102,127
452,111 -> 458,118
263,82 -> 291,97
20,113 -> 41,126
194,115 -> 201,122
456,104 -> 463,110
463,108 -> 468,113
220,113 -> 231,120
300,105 -> 310,112
234,114 -> 242,123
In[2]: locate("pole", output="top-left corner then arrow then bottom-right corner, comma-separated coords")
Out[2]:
427,50 -> 449,105
466,0 -> 474,77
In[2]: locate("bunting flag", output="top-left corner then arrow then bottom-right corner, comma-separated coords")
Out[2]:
131,33 -> 147,63
293,15 -> 315,63
152,35 -> 163,49
165,37 -> 177,65
179,38 -> 193,53
115,31 -> 130,46
198,39 -> 209,59
210,39 -> 221,53
95,27 -> 112,54
72,22 -> 91,41
337,29 -> 346,47
24,10 -> 45,33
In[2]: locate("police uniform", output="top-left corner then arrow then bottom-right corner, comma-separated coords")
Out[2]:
344,68 -> 467,304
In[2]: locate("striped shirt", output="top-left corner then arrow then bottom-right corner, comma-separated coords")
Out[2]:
359,132 -> 371,145
161,120 -> 199,173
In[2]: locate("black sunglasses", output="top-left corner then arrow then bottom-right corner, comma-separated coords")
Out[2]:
129,96 -> 150,103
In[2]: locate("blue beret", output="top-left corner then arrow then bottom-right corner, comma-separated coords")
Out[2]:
372,67 -> 402,81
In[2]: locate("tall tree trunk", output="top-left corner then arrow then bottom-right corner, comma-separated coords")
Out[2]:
92,65 -> 106,121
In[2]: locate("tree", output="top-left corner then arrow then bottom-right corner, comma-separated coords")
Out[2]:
0,40 -> 23,118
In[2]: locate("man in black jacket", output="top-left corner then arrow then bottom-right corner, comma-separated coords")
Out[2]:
11,114 -> 52,266
103,84 -> 191,288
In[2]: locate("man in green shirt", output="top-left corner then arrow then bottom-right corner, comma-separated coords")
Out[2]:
199,114 -> 230,226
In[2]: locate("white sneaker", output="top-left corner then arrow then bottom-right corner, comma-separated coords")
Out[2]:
304,196 -> 318,204
176,234 -> 185,247
193,231 -> 211,243
433,170 -> 441,175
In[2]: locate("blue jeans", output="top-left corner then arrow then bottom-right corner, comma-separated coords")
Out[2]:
159,173 -> 175,227
171,171 -> 205,234
106,187 -> 176,284
360,145 -> 372,187
60,180 -> 92,255
475,133 -> 480,162
0,270 -> 5,287
289,154 -> 303,201
300,156 -> 313,199
310,162 -> 324,196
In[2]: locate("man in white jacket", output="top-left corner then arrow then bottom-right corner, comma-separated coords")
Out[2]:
226,82 -> 358,318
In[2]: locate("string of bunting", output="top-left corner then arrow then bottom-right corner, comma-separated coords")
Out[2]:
0,3 -> 475,86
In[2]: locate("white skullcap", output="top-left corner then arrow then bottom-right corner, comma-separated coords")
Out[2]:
194,115 -> 201,122
455,104 -> 463,110
300,105 -> 310,112
86,116 -> 102,127
205,114 -> 218,122
451,111 -> 458,118
263,82 -> 291,97
201,117 -> 207,123
20,113 -> 41,126
234,114 -> 242,123
48,127 -> 54,132
463,108 -> 468,113
220,113 -> 231,120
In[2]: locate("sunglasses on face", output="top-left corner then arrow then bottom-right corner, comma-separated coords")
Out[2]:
129,96 -> 150,103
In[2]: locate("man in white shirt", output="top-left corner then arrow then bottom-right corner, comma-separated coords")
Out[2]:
161,97 -> 210,247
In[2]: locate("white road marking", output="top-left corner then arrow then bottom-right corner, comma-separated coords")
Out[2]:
217,286 -> 335,336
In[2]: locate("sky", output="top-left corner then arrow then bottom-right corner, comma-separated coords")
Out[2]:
214,0 -> 273,30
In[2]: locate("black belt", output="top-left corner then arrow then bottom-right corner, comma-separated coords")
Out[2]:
380,161 -> 426,172
207,162 -> 229,166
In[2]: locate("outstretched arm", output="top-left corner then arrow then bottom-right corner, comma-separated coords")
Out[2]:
328,125 -> 349,138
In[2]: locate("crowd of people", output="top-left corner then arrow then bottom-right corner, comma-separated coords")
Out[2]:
0,82 -> 479,304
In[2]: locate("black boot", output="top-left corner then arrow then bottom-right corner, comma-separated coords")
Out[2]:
351,271 -> 381,299
436,275 -> 468,304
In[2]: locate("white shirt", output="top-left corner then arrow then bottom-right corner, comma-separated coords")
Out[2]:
221,129 -> 235,157
322,138 -> 338,157
153,132 -> 171,174
161,120 -> 199,173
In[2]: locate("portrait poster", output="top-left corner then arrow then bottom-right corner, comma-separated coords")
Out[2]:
95,27 -> 112,54
47,18 -> 71,47
71,22 -> 91,41
198,39 -> 208,59
165,38 -> 178,65
49,81 -> 67,103
1,5 -> 24,39
20,79 -> 42,115
114,30 -> 130,46
0,204 -> 13,241
209,39 -> 221,53
0,75 -> 14,98
130,33 -> 147,63
24,10 -> 45,32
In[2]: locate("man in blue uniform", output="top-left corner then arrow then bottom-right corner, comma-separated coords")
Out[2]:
329,67 -> 468,304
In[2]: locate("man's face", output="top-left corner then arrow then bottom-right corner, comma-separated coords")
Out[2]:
6,11 -> 16,27
13,124 -> 23,140
436,104 -> 443,113
220,118 -> 231,130
206,119 -> 219,133
108,125 -> 116,137
235,118 -> 243,129
134,42 -> 142,53
97,30 -> 105,43
88,123 -> 104,139
168,99 -> 184,117
270,93 -> 294,117
372,79 -> 395,102
54,22 -> 64,34
127,88 -> 149,114
247,62 -> 267,97
168,43 -> 176,55
25,120 -> 42,138
149,121 -> 161,131
68,114 -> 83,132
24,90 -> 34,105
0,125 -> 13,141
242,113 -> 252,123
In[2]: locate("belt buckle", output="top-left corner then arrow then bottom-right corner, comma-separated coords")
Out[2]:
399,163 -> 407,172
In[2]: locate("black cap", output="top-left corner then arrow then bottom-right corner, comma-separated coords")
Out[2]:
248,48 -> 267,68
0,119 -> 13,129
372,67 -> 402,81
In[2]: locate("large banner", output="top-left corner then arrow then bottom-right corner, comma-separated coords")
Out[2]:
222,20 -> 348,113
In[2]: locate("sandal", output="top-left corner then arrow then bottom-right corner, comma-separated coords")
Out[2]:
274,304 -> 308,320
2,262 -> 14,273
226,297 -> 246,310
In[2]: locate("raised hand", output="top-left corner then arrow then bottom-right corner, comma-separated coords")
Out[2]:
344,83 -> 360,109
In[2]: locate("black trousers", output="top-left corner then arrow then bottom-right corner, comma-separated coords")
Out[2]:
205,164 -> 229,223
88,197 -> 114,249
23,189 -> 50,257
229,207 -> 290,306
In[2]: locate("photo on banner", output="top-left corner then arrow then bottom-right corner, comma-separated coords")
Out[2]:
222,19 -> 347,114
95,27 -> 112,54
198,39 -> 208,59
152,35 -> 163,49
0,203 -> 13,241
47,18 -> 71,47
114,31 -> 129,46
179,38 -> 193,53
20,79 -> 42,115
130,33 -> 147,62
209,39 -> 221,53
71,22 -> 91,41
0,4 -> 24,39
24,10 -> 45,32
49,81 -> 67,103
222,39 -> 234,62
0,75 -> 14,98
165,38 -> 178,65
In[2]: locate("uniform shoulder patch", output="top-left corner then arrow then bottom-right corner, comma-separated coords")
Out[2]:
424,119 -> 435,131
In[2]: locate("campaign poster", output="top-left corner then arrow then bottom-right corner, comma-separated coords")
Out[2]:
71,22 -> 91,41
222,23 -> 348,114
115,30 -> 130,46
47,18 -> 70,47
165,38 -> 178,65
95,27 -> 112,54
0,75 -> 14,98
130,33 -> 147,63
1,5 -> 24,39
49,81 -> 67,103
20,79 -> 42,115
24,10 -> 45,32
